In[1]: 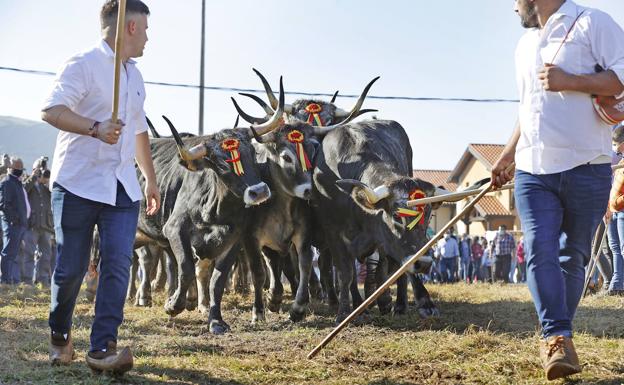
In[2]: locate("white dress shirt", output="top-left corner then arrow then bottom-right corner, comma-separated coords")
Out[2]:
43,40 -> 148,205
515,0 -> 624,174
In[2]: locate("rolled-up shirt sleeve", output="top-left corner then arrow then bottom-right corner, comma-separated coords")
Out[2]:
42,57 -> 90,111
589,10 -> 624,94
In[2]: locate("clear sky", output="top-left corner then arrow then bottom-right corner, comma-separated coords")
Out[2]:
1,0 -> 623,169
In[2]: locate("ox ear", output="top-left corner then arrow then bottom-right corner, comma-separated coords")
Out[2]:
336,179 -> 391,212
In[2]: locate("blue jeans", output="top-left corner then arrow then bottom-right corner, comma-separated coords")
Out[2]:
0,219 -> 26,284
440,257 -> 456,283
515,164 -> 610,338
49,182 -> 139,351
607,212 -> 624,291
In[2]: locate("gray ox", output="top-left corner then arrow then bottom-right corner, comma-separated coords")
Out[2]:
135,87 -> 285,334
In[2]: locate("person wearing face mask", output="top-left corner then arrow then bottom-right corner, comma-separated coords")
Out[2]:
21,166 -> 54,286
0,157 -> 31,284
605,124 -> 624,296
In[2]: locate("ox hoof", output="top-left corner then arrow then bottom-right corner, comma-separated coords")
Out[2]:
209,319 -> 230,335
393,304 -> 408,316
288,306 -> 306,323
252,310 -> 266,325
417,304 -> 440,318
137,297 -> 152,307
185,299 -> 198,312
352,312 -> 372,326
378,303 -> 392,316
198,304 -> 210,315
266,297 -> 282,313
164,298 -> 186,317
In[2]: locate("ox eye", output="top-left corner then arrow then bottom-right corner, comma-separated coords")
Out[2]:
282,154 -> 294,164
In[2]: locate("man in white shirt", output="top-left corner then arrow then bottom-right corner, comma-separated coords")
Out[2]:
41,0 -> 160,375
492,0 -> 624,380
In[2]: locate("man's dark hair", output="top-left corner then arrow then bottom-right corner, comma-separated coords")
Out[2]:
613,124 -> 624,144
42,170 -> 51,178
100,0 -> 150,30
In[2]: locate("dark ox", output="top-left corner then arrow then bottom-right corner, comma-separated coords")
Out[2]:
135,98 -> 284,334
313,119 -> 440,323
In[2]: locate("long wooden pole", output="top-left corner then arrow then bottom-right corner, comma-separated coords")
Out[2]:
407,183 -> 514,207
307,164 -> 515,359
111,0 -> 127,123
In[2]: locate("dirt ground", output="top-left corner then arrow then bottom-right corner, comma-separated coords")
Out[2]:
1,282 -> 623,385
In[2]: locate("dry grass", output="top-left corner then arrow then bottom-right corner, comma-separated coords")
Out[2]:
1,282 -> 623,385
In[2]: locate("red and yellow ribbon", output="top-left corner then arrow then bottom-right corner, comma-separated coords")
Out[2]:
221,138 -> 244,176
286,130 -> 312,172
396,190 -> 426,230
305,103 -> 324,127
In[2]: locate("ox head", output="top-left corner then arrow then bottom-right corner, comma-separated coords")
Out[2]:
336,177 -> 443,258
165,109 -> 287,206
251,121 -> 320,200
232,68 -> 379,133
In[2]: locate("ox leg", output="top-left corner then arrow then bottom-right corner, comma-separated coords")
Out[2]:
350,259 -> 364,309
372,254 -> 393,315
151,249 -> 167,292
165,250 -> 177,299
243,240 -> 266,324
412,275 -> 439,318
388,258 -> 408,316
126,251 -> 139,302
208,247 -> 237,334
282,255 -> 299,299
136,245 -> 157,307
163,238 -> 195,317
318,247 -> 338,308
186,276 -> 198,311
233,251 -> 251,295
290,239 -> 313,322
308,265 -> 323,302
264,249 -> 284,313
328,242 -> 357,324
196,258 -> 213,315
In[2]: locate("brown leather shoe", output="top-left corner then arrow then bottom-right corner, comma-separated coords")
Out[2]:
539,336 -> 582,380
86,341 -> 133,375
49,331 -> 75,365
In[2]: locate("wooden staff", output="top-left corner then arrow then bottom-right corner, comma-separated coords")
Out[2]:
111,0 -> 127,123
307,164 -> 516,359
407,183 -> 514,207
582,220 -> 607,298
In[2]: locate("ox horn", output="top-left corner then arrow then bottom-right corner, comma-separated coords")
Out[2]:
336,179 -> 390,205
162,115 -> 207,167
231,97 -> 269,125
330,90 -> 339,104
239,92 -> 275,115
233,115 -> 240,128
253,68 -> 279,110
146,116 -> 160,138
249,76 -> 285,136
313,77 -> 380,136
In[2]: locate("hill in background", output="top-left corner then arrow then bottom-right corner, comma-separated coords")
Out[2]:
0,116 -> 58,170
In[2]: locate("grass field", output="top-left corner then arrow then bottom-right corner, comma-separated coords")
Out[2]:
1,282 -> 623,385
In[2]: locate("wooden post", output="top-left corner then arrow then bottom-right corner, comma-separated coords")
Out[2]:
111,0 -> 127,122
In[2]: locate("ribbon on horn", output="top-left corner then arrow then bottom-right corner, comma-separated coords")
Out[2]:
222,138 -> 244,176
305,103 -> 325,127
287,130 -> 312,172
396,190 -> 426,230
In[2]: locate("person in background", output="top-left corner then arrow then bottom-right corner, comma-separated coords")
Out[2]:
436,229 -> 459,283
492,225 -> 515,283
0,157 -> 30,284
459,234 -> 471,283
470,236 -> 484,283
516,236 -> 526,283
482,239 -> 494,283
606,124 -> 624,295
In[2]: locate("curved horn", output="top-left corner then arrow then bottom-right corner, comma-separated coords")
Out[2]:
336,179 -> 390,204
233,115 -> 240,128
313,77 -> 380,136
146,116 -> 160,138
250,76 -> 285,136
231,97 -> 269,125
249,126 -> 277,144
353,108 -> 378,119
333,76 -> 380,121
162,115 -> 206,162
239,92 -> 274,115
330,90 -> 339,104
252,68 -> 279,110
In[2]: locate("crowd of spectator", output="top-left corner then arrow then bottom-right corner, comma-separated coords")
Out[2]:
0,154 -> 55,286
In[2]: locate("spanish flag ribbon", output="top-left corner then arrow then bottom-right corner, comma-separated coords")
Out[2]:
222,138 -> 244,176
287,130 -> 312,172
396,189 -> 426,230
305,103 -> 324,127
